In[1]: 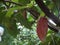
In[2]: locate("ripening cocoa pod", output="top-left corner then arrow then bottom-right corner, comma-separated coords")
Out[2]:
36,17 -> 48,41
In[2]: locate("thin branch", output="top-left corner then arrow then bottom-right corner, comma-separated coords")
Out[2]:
27,8 -> 40,19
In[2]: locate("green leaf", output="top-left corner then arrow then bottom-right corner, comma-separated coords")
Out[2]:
5,7 -> 18,18
5,6 -> 29,18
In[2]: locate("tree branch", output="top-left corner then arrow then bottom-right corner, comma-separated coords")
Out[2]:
35,0 -> 60,26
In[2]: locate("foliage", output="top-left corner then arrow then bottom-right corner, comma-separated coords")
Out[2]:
0,0 -> 60,45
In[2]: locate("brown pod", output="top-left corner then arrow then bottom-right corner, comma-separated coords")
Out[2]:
37,17 -> 48,41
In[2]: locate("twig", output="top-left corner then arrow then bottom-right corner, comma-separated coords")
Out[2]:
27,8 -> 40,19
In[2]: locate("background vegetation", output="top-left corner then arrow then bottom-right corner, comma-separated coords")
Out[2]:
0,0 -> 60,45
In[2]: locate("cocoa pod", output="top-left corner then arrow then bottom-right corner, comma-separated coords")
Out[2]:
37,17 -> 48,41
